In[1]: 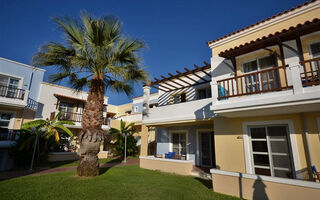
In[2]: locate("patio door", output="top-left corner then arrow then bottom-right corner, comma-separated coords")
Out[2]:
199,131 -> 215,167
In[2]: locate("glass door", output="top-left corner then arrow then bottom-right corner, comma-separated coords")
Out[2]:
200,131 -> 212,167
249,125 -> 294,178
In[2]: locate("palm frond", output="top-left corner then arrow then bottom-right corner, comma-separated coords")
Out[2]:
55,124 -> 74,136
22,119 -> 47,129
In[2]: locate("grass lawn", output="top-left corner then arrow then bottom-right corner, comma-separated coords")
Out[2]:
43,158 -> 121,168
0,165 -> 241,200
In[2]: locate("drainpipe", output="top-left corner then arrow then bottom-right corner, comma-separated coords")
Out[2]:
301,112 -> 313,178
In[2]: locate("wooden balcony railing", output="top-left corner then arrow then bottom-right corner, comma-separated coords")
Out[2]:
217,65 -> 290,100
300,57 -> 320,87
0,85 -> 25,100
52,111 -> 109,125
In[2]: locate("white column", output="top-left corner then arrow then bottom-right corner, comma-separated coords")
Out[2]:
288,61 -> 303,94
142,85 -> 150,119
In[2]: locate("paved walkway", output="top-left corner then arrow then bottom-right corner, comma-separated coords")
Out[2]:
0,158 -> 139,181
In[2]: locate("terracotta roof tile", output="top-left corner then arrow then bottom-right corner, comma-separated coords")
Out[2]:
207,0 -> 317,45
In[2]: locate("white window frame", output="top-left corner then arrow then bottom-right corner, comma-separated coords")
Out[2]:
0,111 -> 16,129
242,120 -> 302,179
308,40 -> 320,59
241,54 -> 278,75
0,73 -> 23,89
169,130 -> 188,160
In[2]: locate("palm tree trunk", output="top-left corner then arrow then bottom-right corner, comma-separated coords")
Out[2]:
77,74 -> 104,176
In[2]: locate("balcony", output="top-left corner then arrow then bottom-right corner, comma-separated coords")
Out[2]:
300,57 -> 320,87
217,65 -> 290,100
52,111 -> 110,130
0,85 -> 28,107
0,129 -> 18,148
211,58 -> 320,117
143,98 -> 213,125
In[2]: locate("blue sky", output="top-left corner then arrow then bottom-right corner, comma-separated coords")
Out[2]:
0,0 -> 306,105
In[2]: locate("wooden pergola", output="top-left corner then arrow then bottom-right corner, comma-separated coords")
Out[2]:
146,62 -> 212,92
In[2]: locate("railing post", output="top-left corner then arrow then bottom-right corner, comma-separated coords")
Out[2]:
211,81 -> 218,103
288,62 -> 303,94
23,90 -> 29,103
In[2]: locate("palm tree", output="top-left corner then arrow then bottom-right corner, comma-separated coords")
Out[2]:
109,120 -> 138,162
32,12 -> 147,176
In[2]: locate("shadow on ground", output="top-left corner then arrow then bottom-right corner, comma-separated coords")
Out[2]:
194,177 -> 213,189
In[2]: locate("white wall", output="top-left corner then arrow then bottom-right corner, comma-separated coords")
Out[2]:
36,82 -> 108,119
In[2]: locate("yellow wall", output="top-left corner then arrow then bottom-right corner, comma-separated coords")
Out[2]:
214,112 -> 320,180
211,6 -> 320,56
301,33 -> 320,60
211,173 -> 320,200
107,103 -> 132,116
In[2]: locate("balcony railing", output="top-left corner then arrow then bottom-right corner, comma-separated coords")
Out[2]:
59,111 -> 82,122
0,85 -> 25,100
53,111 -> 109,125
300,57 -> 320,87
217,65 -> 290,100
0,128 -> 17,141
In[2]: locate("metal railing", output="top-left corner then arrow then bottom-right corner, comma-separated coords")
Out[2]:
0,85 -> 25,100
54,111 -> 109,125
0,128 -> 17,141
217,65 -> 290,100
300,57 -> 320,87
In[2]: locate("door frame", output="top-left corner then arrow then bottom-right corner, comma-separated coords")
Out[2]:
196,129 -> 214,167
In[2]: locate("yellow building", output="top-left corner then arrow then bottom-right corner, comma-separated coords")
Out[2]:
207,0 -> 320,199
140,1 -> 320,199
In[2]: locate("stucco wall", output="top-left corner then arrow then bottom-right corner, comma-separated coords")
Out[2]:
140,156 -> 193,176
211,172 -> 320,200
214,112 -> 320,180
0,58 -> 45,102
156,122 -> 213,165
36,82 -> 108,120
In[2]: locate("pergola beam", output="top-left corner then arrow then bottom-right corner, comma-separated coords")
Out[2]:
194,64 -> 211,77
184,67 -> 207,82
161,75 -> 185,87
155,78 -> 179,90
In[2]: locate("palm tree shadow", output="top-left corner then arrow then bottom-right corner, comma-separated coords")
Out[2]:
194,177 -> 212,189
99,167 -> 112,175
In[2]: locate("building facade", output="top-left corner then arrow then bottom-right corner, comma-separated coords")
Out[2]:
140,1 -> 320,199
0,57 -> 45,170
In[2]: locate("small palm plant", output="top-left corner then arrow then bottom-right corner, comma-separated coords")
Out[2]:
109,120 -> 138,162
33,12 -> 147,176
12,112 -> 75,168
22,111 -> 74,142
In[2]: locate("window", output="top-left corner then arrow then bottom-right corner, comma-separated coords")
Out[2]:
197,87 -> 212,100
172,93 -> 186,104
134,106 -> 139,113
249,125 -> 294,179
59,102 -> 75,113
242,55 -> 279,93
310,41 -> 320,58
171,132 -> 187,157
0,113 -> 12,128
0,75 -> 20,98
309,41 -> 320,72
